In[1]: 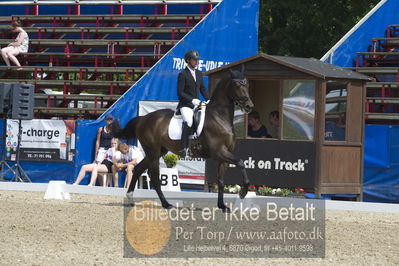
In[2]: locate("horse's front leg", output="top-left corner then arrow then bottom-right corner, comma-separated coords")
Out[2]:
149,159 -> 173,209
217,162 -> 230,213
216,147 -> 250,199
236,159 -> 250,199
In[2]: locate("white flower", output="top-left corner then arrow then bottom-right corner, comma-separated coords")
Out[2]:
227,185 -> 240,193
271,189 -> 276,195
276,188 -> 281,192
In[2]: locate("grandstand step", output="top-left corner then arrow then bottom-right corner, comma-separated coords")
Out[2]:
0,65 -> 149,74
371,37 -> 399,42
367,97 -> 399,104
35,93 -> 122,101
0,52 -> 162,67
0,79 -> 133,88
0,39 -> 176,47
20,52 -> 162,58
0,26 -> 192,35
0,0 -> 221,5
365,113 -> 399,120
366,82 -> 399,88
369,38 -> 399,51
34,107 -> 107,116
357,52 -> 399,55
346,67 -> 399,74
0,14 -> 204,25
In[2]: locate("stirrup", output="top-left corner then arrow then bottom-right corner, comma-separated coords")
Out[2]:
178,148 -> 193,158
178,148 -> 188,158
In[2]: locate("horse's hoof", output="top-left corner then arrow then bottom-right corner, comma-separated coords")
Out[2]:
222,206 -> 231,213
219,205 -> 231,213
163,203 -> 173,209
126,202 -> 135,207
126,191 -> 134,199
239,188 -> 248,199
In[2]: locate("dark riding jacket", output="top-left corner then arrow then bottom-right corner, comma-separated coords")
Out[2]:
177,67 -> 209,109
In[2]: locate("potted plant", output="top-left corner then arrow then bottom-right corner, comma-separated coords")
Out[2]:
163,153 -> 178,168
160,153 -> 180,191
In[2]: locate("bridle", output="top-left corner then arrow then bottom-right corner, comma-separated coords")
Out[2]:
231,78 -> 250,109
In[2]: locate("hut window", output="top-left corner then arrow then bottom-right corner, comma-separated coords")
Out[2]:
282,80 -> 315,141
325,81 -> 347,141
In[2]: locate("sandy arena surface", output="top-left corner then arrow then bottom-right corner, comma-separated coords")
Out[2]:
0,190 -> 398,265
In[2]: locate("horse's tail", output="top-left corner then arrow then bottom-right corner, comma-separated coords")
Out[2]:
111,116 -> 141,140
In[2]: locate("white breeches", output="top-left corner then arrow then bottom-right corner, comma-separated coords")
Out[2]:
180,107 -> 194,127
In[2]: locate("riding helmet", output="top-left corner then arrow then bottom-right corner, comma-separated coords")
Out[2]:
184,50 -> 200,62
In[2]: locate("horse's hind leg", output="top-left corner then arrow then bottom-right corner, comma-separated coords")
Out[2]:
217,162 -> 230,213
217,147 -> 250,199
126,158 -> 149,198
148,158 -> 172,209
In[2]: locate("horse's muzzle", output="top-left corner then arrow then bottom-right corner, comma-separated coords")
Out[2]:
244,104 -> 253,113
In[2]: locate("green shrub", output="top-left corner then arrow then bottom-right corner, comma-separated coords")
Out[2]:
163,153 -> 179,168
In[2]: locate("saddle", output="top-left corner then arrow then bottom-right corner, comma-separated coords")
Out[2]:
174,107 -> 201,133
168,102 -> 207,140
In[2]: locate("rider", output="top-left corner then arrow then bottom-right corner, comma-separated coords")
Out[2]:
177,50 -> 209,157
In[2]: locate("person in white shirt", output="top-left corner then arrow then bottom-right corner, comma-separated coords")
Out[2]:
113,142 -> 144,189
73,138 -> 120,186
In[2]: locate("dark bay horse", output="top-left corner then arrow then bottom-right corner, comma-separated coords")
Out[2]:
112,67 -> 254,212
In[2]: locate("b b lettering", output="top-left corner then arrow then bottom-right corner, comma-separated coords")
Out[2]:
160,174 -> 168,186
172,175 -> 178,186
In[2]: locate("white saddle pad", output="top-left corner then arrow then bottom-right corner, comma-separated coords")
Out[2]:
168,104 -> 207,140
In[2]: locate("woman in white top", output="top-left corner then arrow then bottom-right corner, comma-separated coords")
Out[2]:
73,138 -> 120,186
1,20 -> 29,70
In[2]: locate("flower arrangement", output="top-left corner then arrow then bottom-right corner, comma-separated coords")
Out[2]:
295,187 -> 305,195
258,186 -> 273,195
211,184 -> 305,197
162,153 -> 178,168
224,184 -> 241,194
258,186 -> 305,197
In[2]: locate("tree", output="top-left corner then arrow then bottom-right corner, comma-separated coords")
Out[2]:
259,0 -> 380,58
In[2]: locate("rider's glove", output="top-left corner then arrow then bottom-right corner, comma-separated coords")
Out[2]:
192,98 -> 201,106
205,100 -> 210,104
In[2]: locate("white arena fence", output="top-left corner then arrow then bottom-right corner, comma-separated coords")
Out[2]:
0,181 -> 398,214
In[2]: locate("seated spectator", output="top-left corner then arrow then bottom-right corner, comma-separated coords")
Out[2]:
247,111 -> 270,138
1,20 -> 29,70
113,143 -> 144,189
73,138 -> 119,186
269,110 -> 280,138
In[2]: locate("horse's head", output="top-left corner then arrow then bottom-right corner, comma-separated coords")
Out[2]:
229,65 -> 254,113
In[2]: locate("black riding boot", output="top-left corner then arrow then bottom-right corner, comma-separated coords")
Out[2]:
179,122 -> 191,157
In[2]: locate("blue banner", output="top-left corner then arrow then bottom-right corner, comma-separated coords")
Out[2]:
322,0 -> 399,67
364,125 -> 399,203
101,0 -> 259,126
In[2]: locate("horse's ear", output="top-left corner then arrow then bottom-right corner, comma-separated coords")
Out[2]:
228,68 -> 234,77
240,64 -> 245,74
